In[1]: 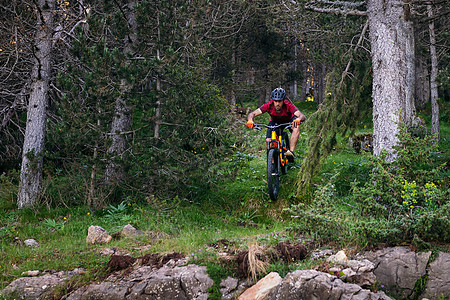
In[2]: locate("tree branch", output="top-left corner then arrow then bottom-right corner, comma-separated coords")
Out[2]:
305,0 -> 367,16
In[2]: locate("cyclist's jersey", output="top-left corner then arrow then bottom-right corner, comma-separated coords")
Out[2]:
259,100 -> 299,123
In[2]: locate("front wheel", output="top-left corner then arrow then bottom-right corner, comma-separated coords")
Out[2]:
267,149 -> 280,200
281,132 -> 290,175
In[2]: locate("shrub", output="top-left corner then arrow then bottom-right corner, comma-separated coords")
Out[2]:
287,176 -> 349,243
350,125 -> 449,244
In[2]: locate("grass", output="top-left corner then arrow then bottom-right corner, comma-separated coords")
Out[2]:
0,100 -> 448,297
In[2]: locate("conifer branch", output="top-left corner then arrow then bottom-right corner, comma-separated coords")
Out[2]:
339,20 -> 369,100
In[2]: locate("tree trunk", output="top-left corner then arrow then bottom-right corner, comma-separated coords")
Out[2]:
104,0 -> 135,185
154,8 -> 162,139
18,0 -> 55,208
300,60 -> 309,101
314,61 -> 326,104
428,3 -> 440,140
404,17 -> 416,126
367,0 -> 414,161
291,41 -> 299,100
230,42 -> 237,107
415,54 -> 430,110
104,94 -> 131,185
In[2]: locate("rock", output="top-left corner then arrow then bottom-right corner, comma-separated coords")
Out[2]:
311,249 -> 335,260
221,276 -> 250,300
267,269 -> 391,300
1,271 -> 73,299
65,263 -> 213,300
24,238 -> 39,247
86,225 -> 112,244
121,224 -> 144,238
343,259 -> 377,287
326,250 -> 348,264
422,252 -> 450,299
64,282 -> 133,300
21,270 -> 41,277
239,272 -> 282,300
365,246 -> 431,298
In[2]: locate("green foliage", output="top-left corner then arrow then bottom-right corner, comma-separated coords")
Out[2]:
296,52 -> 373,196
0,171 -> 18,209
47,0 -> 245,207
103,200 -> 133,225
287,122 -> 449,248
204,262 -> 236,300
42,218 -> 65,231
350,125 -> 449,244
287,174 -> 349,243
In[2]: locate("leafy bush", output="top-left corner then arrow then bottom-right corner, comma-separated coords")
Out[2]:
288,177 -> 349,243
0,170 -> 18,209
103,200 -> 133,225
288,124 -> 449,247
350,125 -> 449,244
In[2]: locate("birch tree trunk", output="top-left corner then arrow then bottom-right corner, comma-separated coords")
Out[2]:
104,0 -> 136,185
428,3 -> 440,140
367,0 -> 415,161
18,0 -> 55,208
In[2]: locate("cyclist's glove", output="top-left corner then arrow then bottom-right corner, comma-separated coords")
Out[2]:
246,120 -> 254,130
292,118 -> 301,128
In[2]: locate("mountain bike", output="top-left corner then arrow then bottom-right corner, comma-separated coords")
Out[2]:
253,123 -> 292,200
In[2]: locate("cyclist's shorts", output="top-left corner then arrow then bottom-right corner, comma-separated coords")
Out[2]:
265,117 -> 296,139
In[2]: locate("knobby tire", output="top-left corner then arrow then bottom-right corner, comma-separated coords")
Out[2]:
281,132 -> 289,175
267,149 -> 280,200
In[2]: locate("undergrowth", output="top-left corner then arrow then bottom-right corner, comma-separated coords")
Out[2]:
0,101 -> 448,297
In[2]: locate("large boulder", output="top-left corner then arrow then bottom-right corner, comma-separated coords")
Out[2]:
422,252 -> 450,299
0,269 -> 85,300
65,263 -> 213,300
267,269 -> 391,300
365,246 -> 431,298
238,272 -> 281,300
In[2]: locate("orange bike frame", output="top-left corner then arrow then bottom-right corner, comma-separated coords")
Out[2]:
270,130 -> 288,167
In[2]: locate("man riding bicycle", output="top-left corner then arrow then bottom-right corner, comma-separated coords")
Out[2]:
246,88 -> 306,159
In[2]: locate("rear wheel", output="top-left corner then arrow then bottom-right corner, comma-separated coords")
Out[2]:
267,149 -> 280,200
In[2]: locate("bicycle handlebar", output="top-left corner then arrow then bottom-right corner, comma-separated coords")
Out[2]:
253,123 -> 292,131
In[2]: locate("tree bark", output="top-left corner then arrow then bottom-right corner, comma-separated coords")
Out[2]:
104,94 -> 131,185
404,16 -> 416,126
18,0 -> 55,208
314,61 -> 326,104
428,3 -> 440,140
415,53 -> 430,110
154,8 -> 162,139
104,0 -> 136,186
300,60 -> 309,101
367,0 -> 415,161
230,41 -> 237,107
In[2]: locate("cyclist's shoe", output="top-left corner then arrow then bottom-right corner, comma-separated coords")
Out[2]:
285,150 -> 295,162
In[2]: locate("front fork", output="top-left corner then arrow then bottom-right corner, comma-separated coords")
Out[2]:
266,131 -> 287,175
